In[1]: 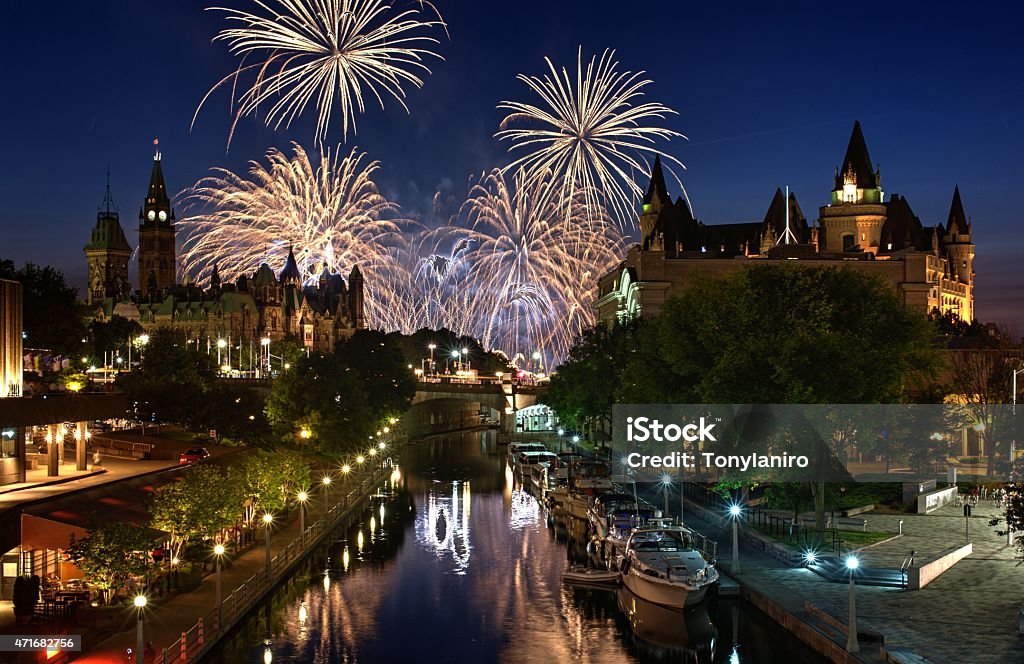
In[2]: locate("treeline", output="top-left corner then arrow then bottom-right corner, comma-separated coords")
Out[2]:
119,326 -> 509,455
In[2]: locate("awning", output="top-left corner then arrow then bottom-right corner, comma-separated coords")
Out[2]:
21,513 -> 87,551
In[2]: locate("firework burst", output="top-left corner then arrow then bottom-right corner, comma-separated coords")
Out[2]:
425,168 -> 628,365
497,47 -> 685,231
194,0 -> 446,146
179,142 -> 410,328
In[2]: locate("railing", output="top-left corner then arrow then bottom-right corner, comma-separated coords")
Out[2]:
899,549 -> 917,589
157,467 -> 385,664
743,506 -> 842,553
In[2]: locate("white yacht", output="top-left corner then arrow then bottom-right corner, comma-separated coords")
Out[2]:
562,459 -> 613,520
621,524 -> 718,609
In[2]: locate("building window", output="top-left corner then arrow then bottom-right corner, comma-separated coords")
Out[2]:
842,234 -> 855,251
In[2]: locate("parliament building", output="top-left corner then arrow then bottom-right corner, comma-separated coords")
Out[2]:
85,145 -> 365,350
596,122 -> 975,323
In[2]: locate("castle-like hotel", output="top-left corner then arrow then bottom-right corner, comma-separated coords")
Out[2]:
84,145 -> 365,350
596,122 -> 975,323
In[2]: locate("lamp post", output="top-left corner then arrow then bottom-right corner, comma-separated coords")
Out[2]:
217,338 -> 227,368
428,343 -> 436,374
450,349 -> 460,373
296,491 -> 308,544
261,337 -> 271,377
133,594 -> 147,664
728,503 -> 742,574
557,427 -> 564,452
659,474 -> 672,517
846,555 -> 860,653
1012,368 -> 1023,481
321,474 -> 332,513
263,513 -> 274,580
213,544 -> 225,627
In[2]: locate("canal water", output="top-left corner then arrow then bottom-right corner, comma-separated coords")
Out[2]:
207,431 -> 829,663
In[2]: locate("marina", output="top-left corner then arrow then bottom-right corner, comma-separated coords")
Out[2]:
206,431 -> 830,663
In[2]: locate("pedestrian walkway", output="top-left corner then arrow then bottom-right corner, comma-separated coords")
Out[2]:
675,492 -> 1024,664
0,458 -> 178,513
75,467 -> 382,663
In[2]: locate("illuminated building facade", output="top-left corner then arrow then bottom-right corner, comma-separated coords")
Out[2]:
87,146 -> 366,350
0,279 -> 22,398
596,122 -> 976,323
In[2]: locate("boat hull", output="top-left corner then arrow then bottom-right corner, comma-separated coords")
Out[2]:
622,569 -> 710,609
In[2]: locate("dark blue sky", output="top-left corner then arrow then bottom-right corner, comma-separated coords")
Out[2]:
2,1 -> 1021,329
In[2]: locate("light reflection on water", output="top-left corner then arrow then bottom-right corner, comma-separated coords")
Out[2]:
215,433 -> 829,664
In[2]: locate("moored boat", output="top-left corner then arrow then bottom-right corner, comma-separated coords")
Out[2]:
620,525 -> 718,609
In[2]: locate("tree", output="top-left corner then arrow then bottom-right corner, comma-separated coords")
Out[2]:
66,522 -> 154,605
947,343 -> 1021,476
150,464 -> 238,562
546,320 -> 639,445
227,452 -> 310,526
88,315 -> 143,361
0,259 -> 88,356
195,382 -> 272,447
265,352 -> 373,455
117,327 -> 216,426
334,330 -> 416,423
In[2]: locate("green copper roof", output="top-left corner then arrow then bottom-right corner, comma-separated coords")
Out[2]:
84,211 -> 132,252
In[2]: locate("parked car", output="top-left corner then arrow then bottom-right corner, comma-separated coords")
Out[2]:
179,447 -> 211,464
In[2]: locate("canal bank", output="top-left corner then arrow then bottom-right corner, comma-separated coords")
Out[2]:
208,431 -> 833,663
74,463 -> 391,663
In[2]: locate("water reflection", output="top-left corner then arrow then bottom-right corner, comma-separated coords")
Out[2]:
210,433 -> 828,663
417,480 -> 472,573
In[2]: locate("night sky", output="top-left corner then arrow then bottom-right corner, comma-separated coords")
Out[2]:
1,1 -> 1021,330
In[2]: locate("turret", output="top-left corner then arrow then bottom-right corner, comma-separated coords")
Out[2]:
944,186 -> 974,285
347,264 -> 365,329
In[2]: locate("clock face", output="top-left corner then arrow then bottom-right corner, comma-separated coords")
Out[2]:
147,210 -> 156,221
158,210 -> 167,222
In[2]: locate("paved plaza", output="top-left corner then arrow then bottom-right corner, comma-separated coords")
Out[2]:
685,494 -> 1024,664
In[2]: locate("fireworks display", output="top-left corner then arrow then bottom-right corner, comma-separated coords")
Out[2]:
422,168 -> 628,365
179,143 -> 410,328
194,0 -> 446,145
497,48 -> 685,231
183,12 -> 683,366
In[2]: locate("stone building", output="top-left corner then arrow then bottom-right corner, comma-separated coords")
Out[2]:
88,145 -> 366,350
596,122 -> 975,323
0,279 -> 22,398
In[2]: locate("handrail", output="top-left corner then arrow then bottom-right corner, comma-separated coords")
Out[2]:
159,466 -> 385,663
899,549 -> 917,589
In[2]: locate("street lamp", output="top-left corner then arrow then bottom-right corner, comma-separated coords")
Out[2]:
845,555 -> 860,653
296,491 -> 308,543
428,343 -> 436,374
263,513 -> 274,580
728,502 -> 742,574
217,338 -> 227,366
133,594 -> 147,664
659,474 -> 673,517
356,455 -> 365,465
213,544 -> 225,627
320,474 -> 333,513
571,435 -> 580,452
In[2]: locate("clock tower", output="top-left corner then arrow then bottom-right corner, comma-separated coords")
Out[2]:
137,140 -> 177,298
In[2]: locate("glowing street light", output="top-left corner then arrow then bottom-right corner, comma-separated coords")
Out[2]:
263,512 -> 274,579
378,442 -> 386,450
213,543 -> 226,627
727,502 -> 743,574
803,549 -> 818,566
659,474 -> 673,516
846,555 -> 860,653
368,448 -> 377,457
133,594 -> 147,664
356,455 -> 365,465
138,334 -> 149,346
297,491 -> 308,542
321,474 -> 333,512
299,428 -> 311,439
